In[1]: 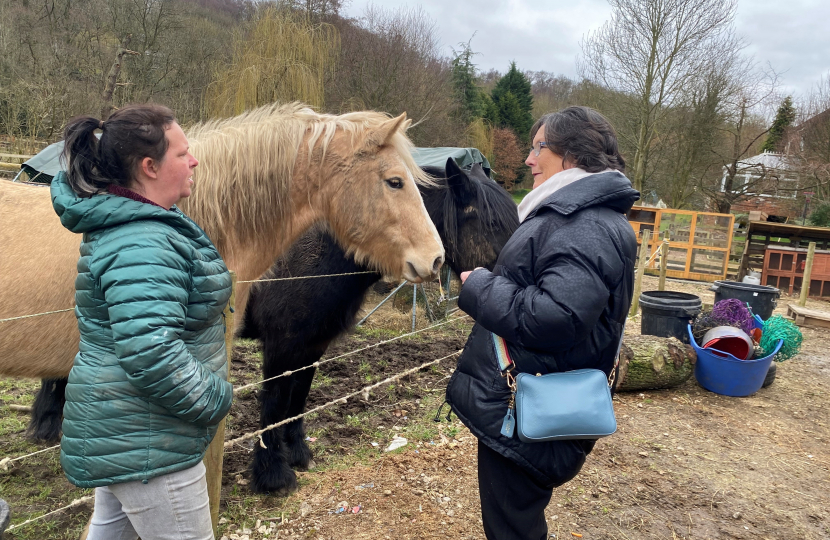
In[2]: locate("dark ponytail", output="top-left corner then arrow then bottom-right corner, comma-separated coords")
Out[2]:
530,106 -> 626,174
62,104 -> 176,197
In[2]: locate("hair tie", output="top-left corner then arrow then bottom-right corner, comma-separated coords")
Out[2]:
98,120 -> 105,130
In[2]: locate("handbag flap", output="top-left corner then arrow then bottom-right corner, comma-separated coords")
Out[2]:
515,369 -> 617,442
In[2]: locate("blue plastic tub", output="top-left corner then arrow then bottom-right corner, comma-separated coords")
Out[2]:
689,325 -> 783,397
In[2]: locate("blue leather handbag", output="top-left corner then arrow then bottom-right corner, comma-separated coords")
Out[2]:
492,332 -> 619,442
514,369 -> 617,442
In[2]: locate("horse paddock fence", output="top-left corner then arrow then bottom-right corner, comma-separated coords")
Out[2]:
0,269 -> 469,536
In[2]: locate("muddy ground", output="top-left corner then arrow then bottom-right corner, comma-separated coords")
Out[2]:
1,275 -> 829,539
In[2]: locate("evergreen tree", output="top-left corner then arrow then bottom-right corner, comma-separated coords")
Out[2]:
451,41 -> 486,122
761,96 -> 796,153
491,61 -> 533,138
481,93 -> 500,126
809,202 -> 830,228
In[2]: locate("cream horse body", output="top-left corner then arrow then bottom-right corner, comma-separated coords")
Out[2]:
0,103 -> 443,378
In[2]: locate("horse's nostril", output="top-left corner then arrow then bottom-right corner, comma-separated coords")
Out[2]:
431,256 -> 443,274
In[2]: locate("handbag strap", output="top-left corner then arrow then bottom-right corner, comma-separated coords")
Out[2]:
608,320 -> 626,393
492,325 -> 626,390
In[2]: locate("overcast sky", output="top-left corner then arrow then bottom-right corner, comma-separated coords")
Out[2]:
342,0 -> 830,99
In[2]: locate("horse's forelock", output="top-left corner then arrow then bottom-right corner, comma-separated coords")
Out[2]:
437,169 -> 519,259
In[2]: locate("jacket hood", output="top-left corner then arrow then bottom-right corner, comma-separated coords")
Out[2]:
531,170 -> 640,218
51,171 -> 198,237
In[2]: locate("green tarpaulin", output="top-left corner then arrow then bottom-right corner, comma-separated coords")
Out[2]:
15,140 -> 65,183
411,147 -> 490,176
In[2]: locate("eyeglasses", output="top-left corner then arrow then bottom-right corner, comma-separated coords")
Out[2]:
529,141 -> 549,157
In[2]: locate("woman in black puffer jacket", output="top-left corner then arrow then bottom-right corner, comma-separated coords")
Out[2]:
447,106 -> 639,540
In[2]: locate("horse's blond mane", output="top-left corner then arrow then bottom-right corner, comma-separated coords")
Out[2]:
180,102 -> 431,254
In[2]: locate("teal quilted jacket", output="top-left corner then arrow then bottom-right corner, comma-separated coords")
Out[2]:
51,172 -> 233,488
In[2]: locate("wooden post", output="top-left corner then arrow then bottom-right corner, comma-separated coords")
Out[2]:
204,271 -> 236,537
658,239 -> 669,291
798,242 -> 816,307
629,229 -> 652,318
737,239 -> 751,281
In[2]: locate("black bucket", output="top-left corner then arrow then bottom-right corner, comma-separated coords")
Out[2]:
639,291 -> 702,343
711,280 -> 780,320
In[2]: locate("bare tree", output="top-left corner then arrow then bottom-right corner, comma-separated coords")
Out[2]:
790,76 -> 830,203
653,62 -> 730,209
702,64 -> 780,213
525,71 -> 577,118
326,5 -> 461,147
580,0 -> 740,193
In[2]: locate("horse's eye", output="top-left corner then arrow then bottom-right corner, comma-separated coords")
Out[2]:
385,177 -> 404,190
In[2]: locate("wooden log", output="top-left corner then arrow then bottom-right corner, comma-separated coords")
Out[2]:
614,335 -> 696,392
6,404 -> 31,413
204,271 -> 235,537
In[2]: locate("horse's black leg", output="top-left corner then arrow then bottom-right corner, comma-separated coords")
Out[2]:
27,378 -> 67,444
283,366 -> 316,470
250,374 -> 297,494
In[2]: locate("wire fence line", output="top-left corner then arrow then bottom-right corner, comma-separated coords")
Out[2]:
0,444 -> 61,471
2,348 -> 465,531
1,271 -> 466,531
237,270 -> 378,284
224,350 -> 462,449
4,496 -> 94,532
233,314 -> 470,394
0,308 -> 75,324
0,269 -> 433,323
2,315 -> 471,464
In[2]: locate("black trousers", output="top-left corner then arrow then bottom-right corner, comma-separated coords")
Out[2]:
477,439 -> 554,540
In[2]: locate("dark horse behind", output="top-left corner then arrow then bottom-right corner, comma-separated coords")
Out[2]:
27,158 -> 519,495
239,158 -> 518,494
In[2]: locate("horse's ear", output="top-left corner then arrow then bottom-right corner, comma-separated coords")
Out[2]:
469,162 -> 489,180
362,113 -> 408,150
445,157 -> 475,205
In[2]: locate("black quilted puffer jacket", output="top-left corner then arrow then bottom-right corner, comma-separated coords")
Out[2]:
446,171 -> 639,487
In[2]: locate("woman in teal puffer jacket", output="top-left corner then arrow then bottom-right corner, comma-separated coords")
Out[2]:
52,104 -> 232,540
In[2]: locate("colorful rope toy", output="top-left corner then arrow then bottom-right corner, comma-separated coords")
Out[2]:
760,315 -> 803,361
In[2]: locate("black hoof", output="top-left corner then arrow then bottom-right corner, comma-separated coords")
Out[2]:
26,414 -> 62,444
286,440 -> 313,470
250,453 -> 298,495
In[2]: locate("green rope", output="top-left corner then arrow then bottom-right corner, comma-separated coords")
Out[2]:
760,315 -> 803,361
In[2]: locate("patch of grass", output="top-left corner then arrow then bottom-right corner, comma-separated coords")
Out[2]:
511,188 -> 530,204
0,412 -> 28,437
406,423 -> 438,442
357,361 -> 373,383
310,373 -> 334,390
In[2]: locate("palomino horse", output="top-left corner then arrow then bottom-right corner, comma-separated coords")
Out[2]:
240,160 -> 520,494
0,102 -> 443,395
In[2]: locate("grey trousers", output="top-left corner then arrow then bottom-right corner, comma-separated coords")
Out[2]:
85,461 -> 214,540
